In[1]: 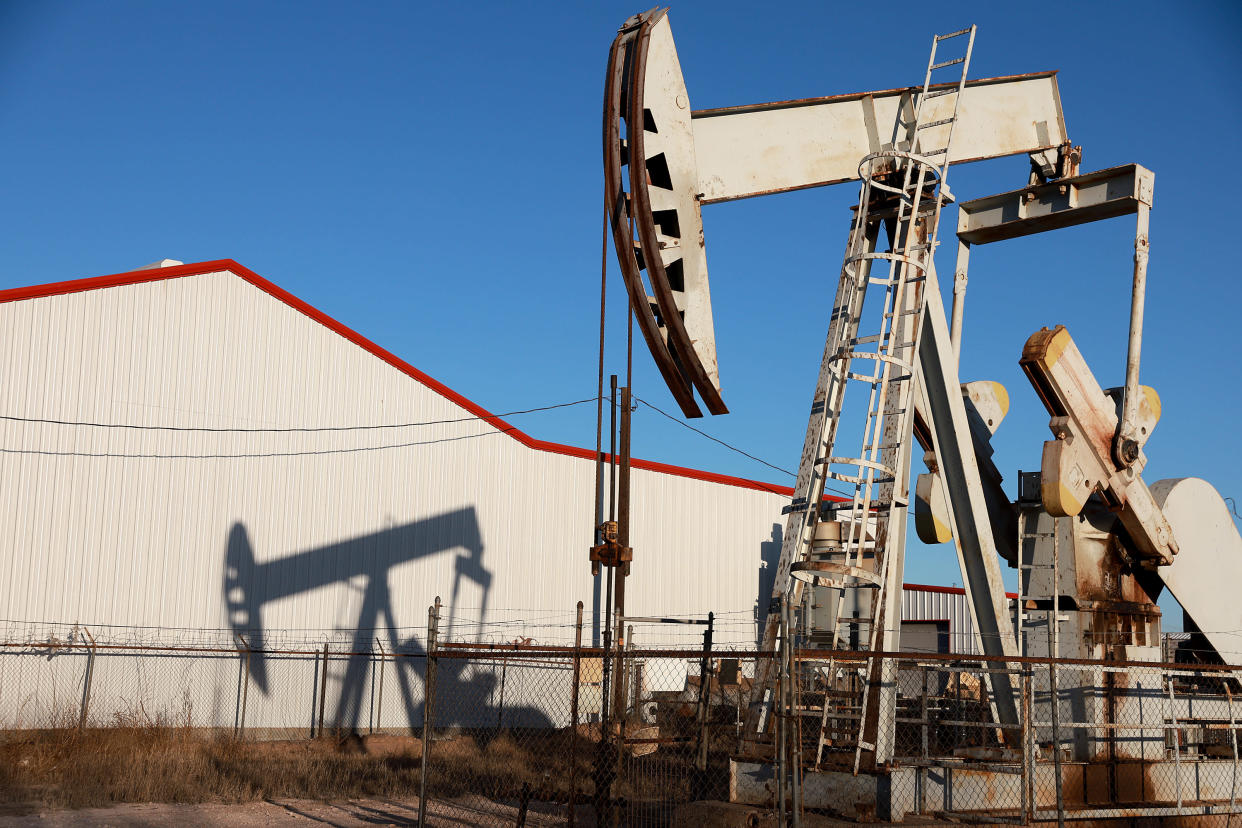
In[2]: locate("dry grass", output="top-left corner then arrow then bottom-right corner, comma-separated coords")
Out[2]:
0,710 -> 428,813
0,707 -> 716,815
0,707 -> 594,815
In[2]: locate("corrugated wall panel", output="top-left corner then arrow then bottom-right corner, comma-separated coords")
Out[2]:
0,270 -> 786,651
0,268 -> 1008,731
901,587 -> 980,654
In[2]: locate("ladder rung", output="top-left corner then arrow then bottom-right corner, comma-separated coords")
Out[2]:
931,57 -> 966,70
924,88 -> 958,99
917,118 -> 954,130
935,28 -> 972,41
920,148 -> 949,156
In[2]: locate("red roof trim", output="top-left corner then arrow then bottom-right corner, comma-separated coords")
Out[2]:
0,259 -> 794,498
904,582 -> 1019,600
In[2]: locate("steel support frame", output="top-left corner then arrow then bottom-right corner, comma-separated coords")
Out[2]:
918,265 -> 1023,735
953,163 -> 1155,471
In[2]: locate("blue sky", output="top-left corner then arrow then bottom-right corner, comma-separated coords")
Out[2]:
2,1 -> 1240,626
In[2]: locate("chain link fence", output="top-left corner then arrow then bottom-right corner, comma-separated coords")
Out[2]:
772,649 -> 1242,824
5,618 -> 1242,825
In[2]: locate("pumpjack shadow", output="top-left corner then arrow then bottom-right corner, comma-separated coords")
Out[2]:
223,506 -> 551,733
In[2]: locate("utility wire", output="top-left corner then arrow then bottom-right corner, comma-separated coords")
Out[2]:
634,395 -> 854,498
0,397 -> 599,434
634,396 -> 796,478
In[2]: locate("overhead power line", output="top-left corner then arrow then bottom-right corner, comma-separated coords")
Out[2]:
634,395 -> 854,498
0,397 -> 600,434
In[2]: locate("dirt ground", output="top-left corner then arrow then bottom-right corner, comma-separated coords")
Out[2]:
0,796 -> 571,827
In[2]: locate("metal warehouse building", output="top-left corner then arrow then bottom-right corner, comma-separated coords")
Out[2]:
0,258 -> 980,732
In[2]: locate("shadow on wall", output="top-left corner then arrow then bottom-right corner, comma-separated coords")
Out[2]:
756,523 -> 782,646
223,506 -> 551,732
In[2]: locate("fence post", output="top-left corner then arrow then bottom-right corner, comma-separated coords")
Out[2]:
1168,674 -> 1182,810
374,637 -> 386,735
921,665 -> 929,759
569,601 -> 583,828
497,658 -> 508,730
418,596 -> 441,828
775,604 -> 787,827
236,634 -> 251,740
611,606 -> 624,827
78,627 -> 97,730
690,611 -> 716,806
1020,668 -> 1031,825
318,642 -> 329,738
696,612 -> 715,772
1227,685 -> 1238,814
1050,660 -> 1064,827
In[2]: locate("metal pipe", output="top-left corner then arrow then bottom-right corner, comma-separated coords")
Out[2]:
615,384 -> 631,620
593,203 -> 608,581
417,597 -> 441,828
1117,202 -> 1150,466
609,375 -> 618,523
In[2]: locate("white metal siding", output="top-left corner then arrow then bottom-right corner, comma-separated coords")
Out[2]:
0,267 -> 998,733
901,587 -> 979,654
0,270 -> 785,650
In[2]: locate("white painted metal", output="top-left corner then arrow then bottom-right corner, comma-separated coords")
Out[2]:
0,265 -> 1002,736
1151,478 -> 1242,663
0,268 -> 785,650
637,15 -> 722,402
692,72 -> 1066,203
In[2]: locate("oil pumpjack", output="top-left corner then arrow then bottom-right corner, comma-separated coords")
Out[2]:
600,8 -> 1242,821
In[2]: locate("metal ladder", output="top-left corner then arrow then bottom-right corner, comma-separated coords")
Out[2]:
755,25 -> 979,765
847,26 -> 977,772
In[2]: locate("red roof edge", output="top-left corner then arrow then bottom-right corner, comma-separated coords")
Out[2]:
0,259 -> 795,498
904,582 -> 1020,600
